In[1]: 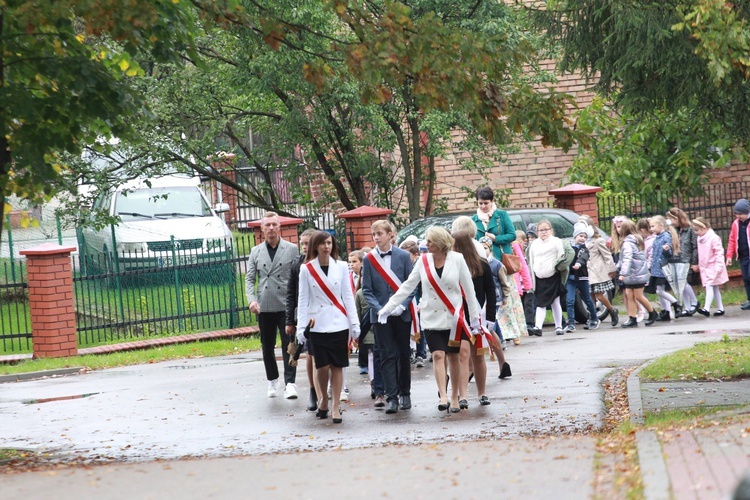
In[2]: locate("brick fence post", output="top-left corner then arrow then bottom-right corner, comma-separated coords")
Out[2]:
20,243 -> 78,358
339,206 -> 394,252
548,183 -> 603,226
247,215 -> 303,246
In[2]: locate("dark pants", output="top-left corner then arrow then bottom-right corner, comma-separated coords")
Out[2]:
258,311 -> 296,385
741,257 -> 750,300
358,343 -> 373,368
415,329 -> 427,359
375,316 -> 412,402
521,291 -> 536,326
372,341 -> 384,397
566,279 -> 597,325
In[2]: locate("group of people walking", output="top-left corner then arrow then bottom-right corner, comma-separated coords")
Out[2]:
245,192 -> 750,422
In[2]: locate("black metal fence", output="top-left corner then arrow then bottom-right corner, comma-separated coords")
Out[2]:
597,181 -> 750,243
0,261 -> 31,352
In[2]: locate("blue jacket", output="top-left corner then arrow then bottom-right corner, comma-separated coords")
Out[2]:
649,231 -> 674,278
362,246 -> 415,324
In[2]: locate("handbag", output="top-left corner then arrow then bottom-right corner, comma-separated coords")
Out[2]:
502,252 -> 523,275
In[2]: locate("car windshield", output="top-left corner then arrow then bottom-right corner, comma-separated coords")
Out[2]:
115,187 -> 211,220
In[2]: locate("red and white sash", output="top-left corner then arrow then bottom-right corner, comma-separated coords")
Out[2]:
421,253 -> 473,347
366,249 -> 420,339
306,260 -> 347,318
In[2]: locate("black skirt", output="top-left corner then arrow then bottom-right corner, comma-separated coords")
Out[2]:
309,330 -> 349,369
424,329 -> 460,354
534,273 -> 563,308
645,276 -> 671,295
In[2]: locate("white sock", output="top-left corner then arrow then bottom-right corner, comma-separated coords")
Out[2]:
535,307 -> 546,329
551,297 -> 563,328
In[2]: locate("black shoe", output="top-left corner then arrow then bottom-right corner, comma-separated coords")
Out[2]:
332,411 -> 343,424
385,400 -> 399,414
696,307 -> 710,317
307,388 -> 318,412
713,310 -> 725,316
499,362 -> 512,379
459,399 -> 469,410
672,303 -> 683,318
621,317 -> 638,328
400,395 -> 412,410
528,326 -> 543,337
438,401 -> 450,412
741,301 -> 750,310
657,310 -> 671,322
479,395 -> 491,406
645,310 -> 658,326
316,408 -> 329,419
449,405 -> 461,413
610,308 -> 619,327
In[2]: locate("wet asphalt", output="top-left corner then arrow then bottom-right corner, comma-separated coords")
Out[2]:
1,311 -> 749,498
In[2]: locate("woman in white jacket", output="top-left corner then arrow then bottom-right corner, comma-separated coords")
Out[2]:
296,231 -> 360,424
378,227 -> 480,413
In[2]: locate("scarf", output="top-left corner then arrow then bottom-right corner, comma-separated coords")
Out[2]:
476,203 -> 498,228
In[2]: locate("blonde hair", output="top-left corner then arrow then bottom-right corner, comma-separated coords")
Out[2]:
371,220 -> 393,234
399,240 -> 420,256
649,215 -> 680,254
536,219 -> 554,236
619,220 -> 644,250
692,216 -> 710,230
666,207 -> 691,229
609,215 -> 629,253
515,230 -> 527,244
425,226 -> 453,254
451,215 -> 477,237
452,230 -> 483,277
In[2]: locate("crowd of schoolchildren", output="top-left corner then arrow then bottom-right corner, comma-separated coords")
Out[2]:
254,191 -> 750,422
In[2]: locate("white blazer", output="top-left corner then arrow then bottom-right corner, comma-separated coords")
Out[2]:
296,258 -> 359,335
383,251 -> 480,331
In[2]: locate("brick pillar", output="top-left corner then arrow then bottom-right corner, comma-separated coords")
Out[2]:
247,215 -> 303,246
548,183 -> 603,226
339,206 -> 394,251
20,243 -> 78,358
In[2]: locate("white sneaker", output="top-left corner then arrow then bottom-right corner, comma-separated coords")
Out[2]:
267,379 -> 279,398
340,390 -> 349,402
415,356 -> 425,367
284,383 -> 298,400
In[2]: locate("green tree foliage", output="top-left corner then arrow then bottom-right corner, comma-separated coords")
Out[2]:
76,0 -> 580,224
0,0 -> 202,238
568,97 -> 735,206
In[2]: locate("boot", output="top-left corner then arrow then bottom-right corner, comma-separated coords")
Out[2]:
499,362 -> 512,379
657,310 -> 671,322
610,308 -> 619,327
645,310 -> 658,326
621,316 -> 638,328
307,387 -> 318,412
673,303 -> 684,318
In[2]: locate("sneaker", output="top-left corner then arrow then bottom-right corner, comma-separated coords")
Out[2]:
588,319 -> 601,330
564,324 -> 576,333
374,395 -> 385,408
340,390 -> 349,402
284,383 -> 298,399
415,356 -> 425,368
555,327 -> 564,335
742,301 -> 750,310
582,321 -> 589,330
359,366 -> 369,375
267,379 -> 279,398
501,339 -> 507,351
636,311 -> 645,323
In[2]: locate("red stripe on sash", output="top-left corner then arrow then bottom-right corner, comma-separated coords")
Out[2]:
421,254 -> 471,340
306,262 -> 347,318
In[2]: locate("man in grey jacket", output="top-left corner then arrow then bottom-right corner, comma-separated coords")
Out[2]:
246,212 -> 300,399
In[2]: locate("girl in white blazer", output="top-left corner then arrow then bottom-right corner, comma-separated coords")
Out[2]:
296,231 -> 359,424
379,227 -> 480,413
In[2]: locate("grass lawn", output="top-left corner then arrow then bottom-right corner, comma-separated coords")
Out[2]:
639,335 -> 750,382
0,336 -> 262,375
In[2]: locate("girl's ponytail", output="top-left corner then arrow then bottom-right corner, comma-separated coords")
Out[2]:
667,225 -> 680,255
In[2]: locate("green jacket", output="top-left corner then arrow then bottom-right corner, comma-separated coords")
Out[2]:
472,209 -> 516,259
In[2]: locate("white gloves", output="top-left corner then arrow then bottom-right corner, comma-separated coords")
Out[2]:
350,324 -> 361,341
296,330 -> 306,345
390,304 -> 406,316
377,309 -> 390,324
470,318 -> 481,336
484,320 -> 495,331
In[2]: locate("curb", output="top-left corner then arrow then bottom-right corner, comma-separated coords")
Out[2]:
0,367 -> 84,384
627,362 -> 671,500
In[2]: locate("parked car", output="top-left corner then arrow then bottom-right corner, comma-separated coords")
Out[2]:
396,208 -> 612,322
396,208 -> 609,244
78,175 -> 232,274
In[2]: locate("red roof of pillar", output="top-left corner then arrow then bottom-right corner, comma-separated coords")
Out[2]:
548,183 -> 603,196
20,243 -> 77,256
338,205 -> 393,219
247,215 -> 304,228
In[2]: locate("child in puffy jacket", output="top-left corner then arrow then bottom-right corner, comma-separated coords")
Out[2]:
617,220 -> 656,327
692,217 -> 729,316
648,215 -> 681,321
565,223 -> 599,332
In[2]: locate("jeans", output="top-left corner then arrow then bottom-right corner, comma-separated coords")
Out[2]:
566,279 -> 597,325
258,311 -> 296,384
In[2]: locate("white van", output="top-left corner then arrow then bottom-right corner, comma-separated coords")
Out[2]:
79,175 -> 232,272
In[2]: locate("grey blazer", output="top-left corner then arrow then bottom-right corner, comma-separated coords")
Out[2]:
245,238 -> 300,313
362,246 -> 415,324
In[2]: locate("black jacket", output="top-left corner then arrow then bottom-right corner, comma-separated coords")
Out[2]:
285,255 -> 305,326
569,244 -> 590,281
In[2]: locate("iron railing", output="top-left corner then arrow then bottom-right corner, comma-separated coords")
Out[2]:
0,260 -> 31,352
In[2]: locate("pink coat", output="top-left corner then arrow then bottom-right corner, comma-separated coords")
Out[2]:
697,229 -> 729,286
512,242 -> 533,293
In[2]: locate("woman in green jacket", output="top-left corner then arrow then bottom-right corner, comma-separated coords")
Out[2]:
471,186 -> 517,259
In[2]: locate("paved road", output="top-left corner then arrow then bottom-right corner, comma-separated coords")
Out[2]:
1,313 -> 749,498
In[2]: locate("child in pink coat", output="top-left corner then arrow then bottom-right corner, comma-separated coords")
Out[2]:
693,217 -> 729,316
